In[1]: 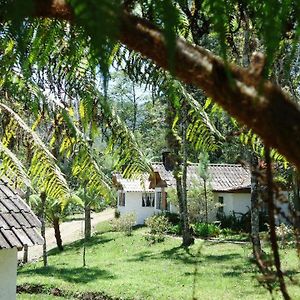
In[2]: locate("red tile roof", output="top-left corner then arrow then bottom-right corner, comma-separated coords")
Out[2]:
0,179 -> 43,249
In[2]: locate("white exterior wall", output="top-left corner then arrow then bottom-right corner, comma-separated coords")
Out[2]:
216,192 -> 251,217
0,247 -> 17,300
118,191 -> 156,224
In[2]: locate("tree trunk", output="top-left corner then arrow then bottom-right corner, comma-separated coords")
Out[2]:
181,103 -> 194,247
23,187 -> 31,263
53,216 -> 63,251
292,168 -> 300,256
23,245 -> 28,264
40,191 -> 47,267
204,179 -> 208,225
250,154 -> 262,256
84,201 -> 91,239
132,82 -> 137,133
265,148 -> 290,300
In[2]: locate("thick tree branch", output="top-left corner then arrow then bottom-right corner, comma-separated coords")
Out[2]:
5,1 -> 300,168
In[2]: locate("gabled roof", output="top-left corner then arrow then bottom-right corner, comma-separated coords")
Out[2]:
0,179 -> 43,249
152,163 -> 251,192
113,174 -> 153,192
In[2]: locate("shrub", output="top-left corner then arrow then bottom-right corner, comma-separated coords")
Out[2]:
163,212 -> 181,225
168,224 -> 182,235
111,213 -> 136,236
217,211 -> 269,233
145,215 -> 170,243
275,223 -> 295,248
193,223 -> 220,238
114,209 -> 120,219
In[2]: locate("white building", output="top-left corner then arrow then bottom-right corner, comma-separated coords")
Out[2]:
113,173 -> 177,224
114,161 -> 290,225
0,179 -> 43,300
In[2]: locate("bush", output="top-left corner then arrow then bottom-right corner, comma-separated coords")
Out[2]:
163,212 -> 180,225
114,209 -> 120,219
193,223 -> 220,238
168,224 -> 182,235
111,213 -> 136,236
145,215 -> 170,243
217,211 -> 269,233
275,223 -> 295,248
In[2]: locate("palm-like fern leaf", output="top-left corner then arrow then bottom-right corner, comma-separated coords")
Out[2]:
0,141 -> 32,189
0,103 -> 70,198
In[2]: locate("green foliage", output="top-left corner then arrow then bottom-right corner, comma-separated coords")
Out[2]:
145,214 -> 170,243
217,211 -> 269,233
275,223 -> 295,248
168,223 -> 182,235
0,103 -> 70,199
187,181 -> 216,223
193,222 -> 220,238
0,141 -> 31,189
111,212 -> 136,236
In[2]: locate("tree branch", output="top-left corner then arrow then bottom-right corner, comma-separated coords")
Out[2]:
4,1 -> 300,168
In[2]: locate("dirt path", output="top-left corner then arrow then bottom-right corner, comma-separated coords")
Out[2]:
18,208 -> 114,262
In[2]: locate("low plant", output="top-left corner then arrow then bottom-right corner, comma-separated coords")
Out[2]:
111,213 -> 136,236
145,215 -> 170,243
114,209 -> 120,219
168,224 -> 182,235
163,212 -> 181,225
275,223 -> 295,248
193,223 -> 220,238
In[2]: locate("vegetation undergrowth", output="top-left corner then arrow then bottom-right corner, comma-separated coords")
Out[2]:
17,225 -> 300,300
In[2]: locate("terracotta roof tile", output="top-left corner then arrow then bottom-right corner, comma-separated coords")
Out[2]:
0,179 -> 43,249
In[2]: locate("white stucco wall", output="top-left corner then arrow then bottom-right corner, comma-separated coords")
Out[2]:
222,193 -> 251,216
0,247 -> 17,300
118,191 -> 156,224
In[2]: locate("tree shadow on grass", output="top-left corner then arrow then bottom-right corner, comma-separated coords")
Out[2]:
203,253 -> 242,262
47,235 -> 114,256
18,265 -> 115,284
128,245 -> 199,265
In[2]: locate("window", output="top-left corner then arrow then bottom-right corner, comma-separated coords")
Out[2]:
156,192 -> 162,209
118,191 -> 125,206
142,193 -> 155,207
218,196 -> 224,213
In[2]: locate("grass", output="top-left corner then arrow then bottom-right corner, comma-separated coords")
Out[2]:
17,223 -> 300,300
18,294 -> 68,299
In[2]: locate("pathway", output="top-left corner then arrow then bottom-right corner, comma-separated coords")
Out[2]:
18,208 -> 114,262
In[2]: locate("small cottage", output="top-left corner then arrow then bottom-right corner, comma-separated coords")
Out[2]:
0,179 -> 43,300
113,173 -> 177,224
114,156 -> 291,225
150,162 -> 252,219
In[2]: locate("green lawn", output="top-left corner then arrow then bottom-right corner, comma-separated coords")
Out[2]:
17,226 -> 300,300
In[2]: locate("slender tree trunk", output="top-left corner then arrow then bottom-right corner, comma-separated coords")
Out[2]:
23,245 -> 28,264
40,191 -> 47,267
84,201 -> 91,239
204,179 -> 208,225
23,187 -> 31,263
181,103 -> 194,247
265,148 -> 290,300
250,154 -> 262,256
132,82 -> 137,133
53,216 -> 63,251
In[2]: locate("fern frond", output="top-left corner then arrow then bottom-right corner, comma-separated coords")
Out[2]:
0,103 -> 70,198
0,141 -> 32,189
